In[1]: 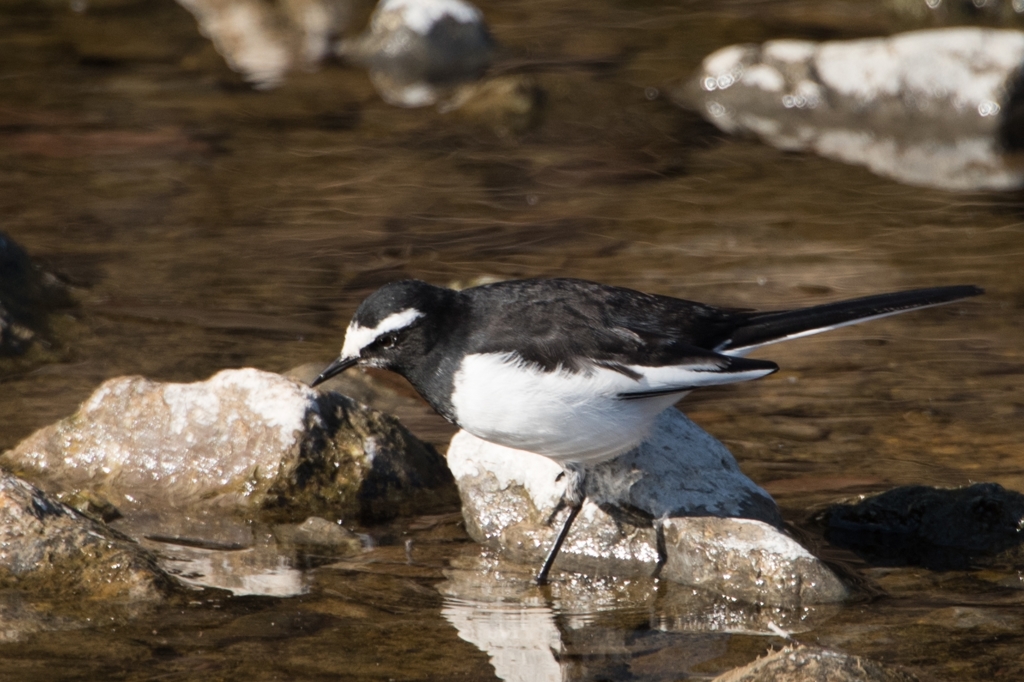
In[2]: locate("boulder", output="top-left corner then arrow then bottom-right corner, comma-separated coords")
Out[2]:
713,645 -> 918,682
0,470 -> 175,601
0,231 -> 73,358
677,28 -> 1024,191
1,368 -> 457,523
822,482 -> 1024,569
448,408 -> 848,606
337,0 -> 494,107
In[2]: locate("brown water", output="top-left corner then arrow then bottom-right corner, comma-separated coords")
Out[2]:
2,0 -> 1024,679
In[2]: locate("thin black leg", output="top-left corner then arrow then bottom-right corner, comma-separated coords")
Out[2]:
536,500 -> 582,585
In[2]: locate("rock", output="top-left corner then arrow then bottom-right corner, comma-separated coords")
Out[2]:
448,408 -> 848,606
660,517 -> 849,608
176,0 -> 354,88
677,28 -> 1024,191
0,470 -> 175,600
1,368 -> 458,524
0,231 -> 73,358
338,0 -> 494,107
272,515 -> 363,550
821,482 -> 1024,569
713,644 -> 918,682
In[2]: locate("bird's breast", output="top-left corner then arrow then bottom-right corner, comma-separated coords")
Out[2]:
448,351 -> 679,464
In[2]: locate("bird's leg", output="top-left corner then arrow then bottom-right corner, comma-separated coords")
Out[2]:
536,464 -> 586,585
652,518 -> 667,579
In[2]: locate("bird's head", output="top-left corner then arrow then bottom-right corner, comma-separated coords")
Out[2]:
311,280 -> 454,386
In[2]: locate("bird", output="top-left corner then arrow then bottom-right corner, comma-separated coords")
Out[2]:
311,278 -> 983,584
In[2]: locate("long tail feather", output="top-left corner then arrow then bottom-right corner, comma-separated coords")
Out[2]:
717,285 -> 983,355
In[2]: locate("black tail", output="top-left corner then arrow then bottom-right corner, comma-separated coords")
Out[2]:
717,285 -> 984,354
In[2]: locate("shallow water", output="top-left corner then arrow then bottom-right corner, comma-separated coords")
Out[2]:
2,0 -> 1024,679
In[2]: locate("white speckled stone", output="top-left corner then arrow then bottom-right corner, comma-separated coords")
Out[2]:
448,408 -> 847,606
2,368 -> 455,522
679,27 -> 1024,191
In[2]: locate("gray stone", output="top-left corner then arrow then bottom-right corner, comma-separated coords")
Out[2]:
177,0 -> 355,88
1,368 -> 457,523
713,645 -> 918,682
0,470 -> 175,601
273,515 -> 364,550
338,0 -> 493,107
677,28 -> 1024,191
448,408 -> 848,606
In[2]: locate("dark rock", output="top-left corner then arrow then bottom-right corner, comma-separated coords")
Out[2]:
677,28 -> 1024,191
0,231 -> 73,357
713,644 -> 918,682
0,470 -> 176,600
821,482 -> 1024,569
448,408 -> 848,606
1,368 -> 458,524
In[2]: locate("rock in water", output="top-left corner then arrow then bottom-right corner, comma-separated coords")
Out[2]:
1,368 -> 457,523
338,0 -> 494,107
176,0 -> 354,88
678,28 -> 1024,191
448,408 -> 848,606
822,482 -> 1024,569
713,644 -> 918,682
0,471 -> 175,600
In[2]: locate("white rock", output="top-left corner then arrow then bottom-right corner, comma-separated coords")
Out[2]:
448,408 -> 847,606
679,27 -> 1024,191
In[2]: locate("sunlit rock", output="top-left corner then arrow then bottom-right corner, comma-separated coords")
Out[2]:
677,28 -> 1024,191
1,368 -> 457,523
713,644 -> 918,682
822,482 -> 1024,569
0,231 -> 73,358
448,408 -> 848,606
337,0 -> 494,107
0,470 -> 175,601
176,0 -> 354,88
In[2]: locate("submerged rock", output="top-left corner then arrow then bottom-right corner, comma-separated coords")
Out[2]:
713,644 -> 918,682
678,28 -> 1024,191
0,470 -> 175,601
338,0 -> 494,107
821,482 -> 1024,569
0,231 -> 73,358
1,368 -> 457,523
176,0 -> 355,88
448,408 -> 848,606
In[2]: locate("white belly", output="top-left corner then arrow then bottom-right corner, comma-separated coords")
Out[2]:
449,352 -> 684,464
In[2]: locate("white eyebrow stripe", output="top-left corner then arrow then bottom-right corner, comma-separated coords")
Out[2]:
340,308 -> 423,359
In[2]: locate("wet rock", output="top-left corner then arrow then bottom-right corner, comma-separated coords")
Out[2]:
713,644 -> 918,682
0,470 -> 175,600
0,231 -> 73,357
1,368 -> 458,524
272,515 -> 363,550
660,517 -> 848,608
448,408 -> 848,606
176,0 -> 355,88
821,482 -> 1024,569
337,0 -> 494,107
677,28 -> 1024,191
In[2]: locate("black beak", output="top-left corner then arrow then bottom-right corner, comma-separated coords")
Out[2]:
310,355 -> 358,387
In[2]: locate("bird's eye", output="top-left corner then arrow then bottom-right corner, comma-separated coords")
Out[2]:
380,332 -> 399,348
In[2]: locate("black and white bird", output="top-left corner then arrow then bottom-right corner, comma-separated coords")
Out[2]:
311,278 -> 982,583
